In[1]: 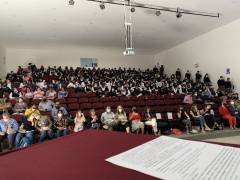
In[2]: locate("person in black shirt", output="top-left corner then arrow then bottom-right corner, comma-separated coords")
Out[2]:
225,78 -> 233,93
185,70 -> 191,80
195,71 -> 202,82
217,76 -> 225,90
175,68 -> 181,81
203,73 -> 211,86
15,114 -> 36,148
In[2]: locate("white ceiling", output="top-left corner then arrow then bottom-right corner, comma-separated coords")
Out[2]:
0,0 -> 240,52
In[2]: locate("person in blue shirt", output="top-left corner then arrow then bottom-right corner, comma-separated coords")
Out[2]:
0,112 -> 19,152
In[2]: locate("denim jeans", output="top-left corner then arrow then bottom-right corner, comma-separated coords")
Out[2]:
0,133 -> 16,151
15,131 -> 34,148
56,128 -> 68,137
39,129 -> 54,142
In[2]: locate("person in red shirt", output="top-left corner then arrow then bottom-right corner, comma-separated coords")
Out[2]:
129,107 -> 144,134
218,102 -> 237,129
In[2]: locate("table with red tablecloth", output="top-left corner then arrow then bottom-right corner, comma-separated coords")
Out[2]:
0,130 -> 239,180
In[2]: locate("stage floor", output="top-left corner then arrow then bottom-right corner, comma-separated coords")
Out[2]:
0,130 -> 157,180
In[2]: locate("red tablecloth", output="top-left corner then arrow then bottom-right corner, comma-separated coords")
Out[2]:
0,130 -> 157,180
0,130 -> 239,180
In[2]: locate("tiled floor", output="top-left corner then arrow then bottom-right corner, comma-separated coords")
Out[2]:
205,136 -> 240,145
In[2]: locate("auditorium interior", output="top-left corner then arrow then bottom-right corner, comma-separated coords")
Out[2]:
0,0 -> 240,180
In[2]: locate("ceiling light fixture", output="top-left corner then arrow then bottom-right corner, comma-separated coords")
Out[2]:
155,10 -> 161,16
176,8 -> 182,18
86,0 -> 220,18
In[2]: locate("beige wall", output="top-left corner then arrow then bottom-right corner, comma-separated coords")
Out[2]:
5,46 -> 155,73
154,18 -> 240,92
0,45 -> 6,80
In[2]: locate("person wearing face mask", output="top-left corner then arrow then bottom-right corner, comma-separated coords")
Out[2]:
51,102 -> 68,120
54,111 -> 68,137
85,109 -> 100,129
219,101 -> 237,129
35,115 -> 54,142
115,106 -> 130,133
101,106 -> 116,131
0,112 -> 19,151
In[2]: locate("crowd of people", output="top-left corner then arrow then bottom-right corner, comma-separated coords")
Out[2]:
0,64 -> 234,99
0,63 -> 239,152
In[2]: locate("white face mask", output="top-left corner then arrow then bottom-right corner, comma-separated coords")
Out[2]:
230,101 -> 234,105
106,109 -> 111,113
58,114 -> 63,118
119,109 -> 123,113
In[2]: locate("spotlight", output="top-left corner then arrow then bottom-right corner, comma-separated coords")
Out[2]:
99,2 -> 105,10
131,7 -> 135,13
155,10 -> 161,16
68,0 -> 75,6
176,9 -> 182,18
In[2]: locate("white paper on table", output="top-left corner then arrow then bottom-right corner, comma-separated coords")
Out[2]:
156,113 -> 162,120
167,112 -> 173,119
106,136 -> 240,180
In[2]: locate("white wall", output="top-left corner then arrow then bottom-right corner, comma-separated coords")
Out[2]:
154,18 -> 240,92
0,45 -> 6,79
6,46 -> 155,73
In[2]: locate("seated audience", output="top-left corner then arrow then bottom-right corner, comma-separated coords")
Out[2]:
33,88 -> 45,99
115,106 -> 130,133
228,100 -> 240,125
13,98 -> 27,114
51,102 -> 68,120
142,107 -> 158,135
101,106 -> 116,131
74,110 -> 86,132
46,88 -> 57,100
202,104 -> 221,130
15,113 -> 36,148
177,107 -> 192,134
9,87 -> 23,99
24,88 -> 34,99
54,111 -> 68,137
0,113 -> 19,151
24,104 -> 40,117
219,102 -> 237,129
85,109 -> 100,129
57,87 -> 68,99
38,98 -> 54,111
190,105 -> 211,133
129,107 -> 144,134
35,115 -> 54,142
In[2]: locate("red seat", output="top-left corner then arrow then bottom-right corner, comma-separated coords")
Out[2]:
135,100 -> 145,107
110,96 -> 119,102
70,110 -> 78,117
31,99 -> 42,105
119,96 -> 130,101
88,97 -> 99,103
67,98 -> 78,104
79,98 -> 88,103
85,93 -> 96,98
68,103 -> 80,110
68,92 -> 78,98
11,114 -> 23,122
92,102 -> 104,109
80,103 -> 92,110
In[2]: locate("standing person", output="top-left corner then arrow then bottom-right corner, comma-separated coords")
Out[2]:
175,68 -> 181,81
195,71 -> 202,82
0,113 -> 19,151
203,73 -> 211,86
185,70 -> 191,80
129,107 -> 144,134
219,102 -> 237,129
